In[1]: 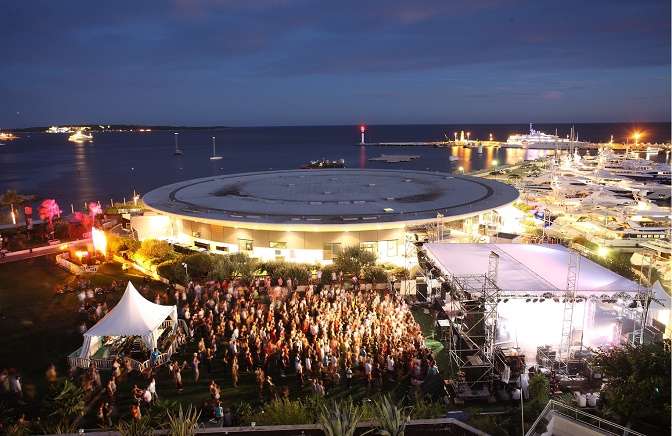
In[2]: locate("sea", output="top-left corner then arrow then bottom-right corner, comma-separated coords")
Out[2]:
0,123 -> 669,210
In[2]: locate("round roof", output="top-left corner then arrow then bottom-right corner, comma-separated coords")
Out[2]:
143,169 -> 518,228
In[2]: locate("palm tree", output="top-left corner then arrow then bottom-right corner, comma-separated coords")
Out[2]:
38,199 -> 61,237
372,395 -> 412,436
318,399 -> 366,436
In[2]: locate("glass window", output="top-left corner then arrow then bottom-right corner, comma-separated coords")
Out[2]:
323,242 -> 342,260
215,245 -> 229,252
238,239 -> 253,252
360,242 -> 377,254
383,239 -> 398,257
270,241 -> 287,249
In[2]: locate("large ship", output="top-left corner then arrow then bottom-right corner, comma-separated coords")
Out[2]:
506,123 -> 588,150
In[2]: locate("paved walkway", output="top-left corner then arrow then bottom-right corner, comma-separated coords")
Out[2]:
0,238 -> 90,264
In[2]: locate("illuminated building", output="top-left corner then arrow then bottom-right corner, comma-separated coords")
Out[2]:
134,169 -> 518,265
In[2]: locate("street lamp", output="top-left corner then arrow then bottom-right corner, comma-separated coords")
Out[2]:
458,166 -> 464,173
182,262 -> 188,278
492,159 -> 499,167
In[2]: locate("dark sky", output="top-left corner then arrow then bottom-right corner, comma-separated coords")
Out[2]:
2,0 -> 670,127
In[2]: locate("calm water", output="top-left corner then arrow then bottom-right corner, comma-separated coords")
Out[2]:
0,123 -> 669,208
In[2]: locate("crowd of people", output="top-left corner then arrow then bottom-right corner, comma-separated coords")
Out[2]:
139,274 -> 439,422
3,272 -> 439,428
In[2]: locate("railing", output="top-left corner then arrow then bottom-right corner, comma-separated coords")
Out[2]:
68,318 -> 189,370
525,400 -> 646,436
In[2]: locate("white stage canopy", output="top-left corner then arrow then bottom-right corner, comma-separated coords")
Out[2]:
79,282 -> 177,358
424,243 -> 640,295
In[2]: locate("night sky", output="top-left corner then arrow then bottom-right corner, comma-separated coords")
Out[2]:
2,0 -> 670,127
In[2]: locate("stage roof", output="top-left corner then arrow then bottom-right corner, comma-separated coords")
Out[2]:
424,243 -> 640,294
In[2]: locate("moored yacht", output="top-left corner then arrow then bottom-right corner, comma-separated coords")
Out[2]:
506,123 -> 588,150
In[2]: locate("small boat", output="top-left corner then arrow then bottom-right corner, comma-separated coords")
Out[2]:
68,130 -> 93,142
0,132 -> 18,141
301,158 -> 345,169
210,136 -> 222,160
173,132 -> 183,155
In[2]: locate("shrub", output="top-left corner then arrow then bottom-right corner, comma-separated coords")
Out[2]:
108,234 -> 140,255
251,398 -> 313,425
333,246 -> 376,277
138,239 -> 175,264
258,260 -> 312,285
363,266 -> 389,284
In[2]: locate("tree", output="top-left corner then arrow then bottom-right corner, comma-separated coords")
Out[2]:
182,252 -> 214,278
41,380 -> 85,431
592,340 -> 671,430
207,252 -> 259,282
333,246 -> 376,278
38,199 -> 61,236
158,259 -> 188,285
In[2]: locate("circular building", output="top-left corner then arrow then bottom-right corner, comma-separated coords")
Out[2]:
136,169 -> 518,264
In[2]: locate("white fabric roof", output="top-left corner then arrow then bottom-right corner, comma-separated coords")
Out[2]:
424,243 -> 640,294
85,281 -> 176,338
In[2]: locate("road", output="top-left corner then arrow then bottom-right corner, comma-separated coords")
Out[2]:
0,239 -> 90,264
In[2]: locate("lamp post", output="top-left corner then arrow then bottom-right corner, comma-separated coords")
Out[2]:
182,262 -> 188,279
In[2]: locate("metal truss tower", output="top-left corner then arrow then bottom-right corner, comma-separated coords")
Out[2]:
558,249 -> 580,371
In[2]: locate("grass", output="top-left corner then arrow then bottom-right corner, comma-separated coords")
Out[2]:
0,258 -> 162,382
0,258 -> 454,428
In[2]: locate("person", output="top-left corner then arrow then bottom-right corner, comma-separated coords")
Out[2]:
255,367 -> 265,398
345,365 -> 353,388
192,352 -> 201,383
130,403 -> 142,421
213,401 -> 224,426
141,388 -> 152,404
147,377 -> 157,401
45,363 -> 58,384
231,356 -> 239,388
150,348 -> 160,366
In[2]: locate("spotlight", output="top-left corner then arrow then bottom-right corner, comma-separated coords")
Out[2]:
553,298 -> 560,303
533,298 -> 538,303
503,298 -> 509,303
628,301 -> 638,309
526,298 -> 531,303
539,298 -> 545,302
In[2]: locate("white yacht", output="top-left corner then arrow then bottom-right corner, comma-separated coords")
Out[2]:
507,123 -> 588,150
68,129 -> 93,142
46,126 -> 72,134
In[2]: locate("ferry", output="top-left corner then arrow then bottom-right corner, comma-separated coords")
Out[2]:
506,123 -> 588,150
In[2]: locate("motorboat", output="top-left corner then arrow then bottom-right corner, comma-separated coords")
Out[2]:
68,130 -> 93,142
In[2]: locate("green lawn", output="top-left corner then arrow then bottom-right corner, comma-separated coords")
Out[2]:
0,258 -> 435,426
0,258 -> 162,383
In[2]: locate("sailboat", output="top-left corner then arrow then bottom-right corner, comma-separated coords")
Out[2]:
173,132 -> 183,155
210,136 -> 222,160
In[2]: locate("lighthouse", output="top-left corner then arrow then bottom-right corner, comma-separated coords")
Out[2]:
360,125 -> 366,145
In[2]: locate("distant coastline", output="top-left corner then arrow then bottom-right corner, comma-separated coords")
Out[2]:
11,124 -> 231,133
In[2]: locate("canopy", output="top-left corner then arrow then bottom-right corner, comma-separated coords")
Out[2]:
424,243 -> 640,294
80,281 -> 177,358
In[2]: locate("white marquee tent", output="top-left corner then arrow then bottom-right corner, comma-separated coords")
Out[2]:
424,243 -> 640,295
79,281 -> 177,358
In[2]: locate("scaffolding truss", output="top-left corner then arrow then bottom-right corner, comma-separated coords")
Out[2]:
443,252 -> 501,392
558,249 -> 580,371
